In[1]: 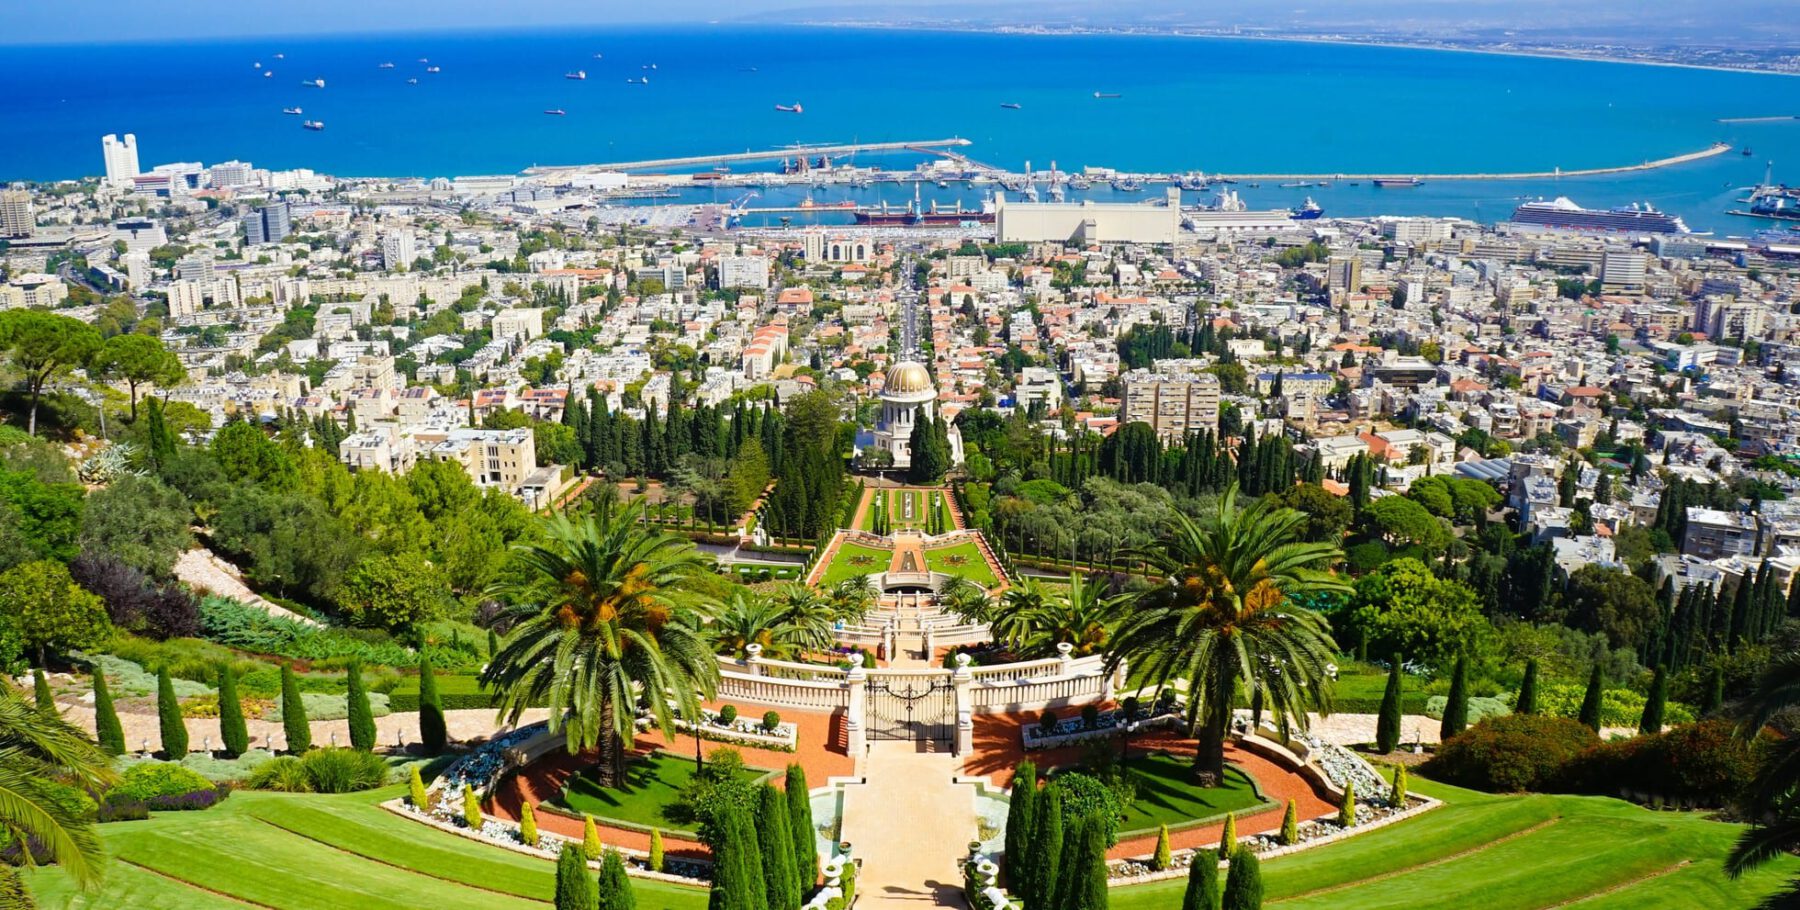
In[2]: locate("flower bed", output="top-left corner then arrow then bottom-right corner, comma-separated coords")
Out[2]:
437,722 -> 548,797
642,709 -> 798,752
1022,705 -> 1182,751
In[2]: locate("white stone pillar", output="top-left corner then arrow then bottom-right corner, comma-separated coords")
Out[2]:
745,643 -> 764,676
922,622 -> 935,662
846,664 -> 867,756
953,653 -> 974,756
1056,641 -> 1075,676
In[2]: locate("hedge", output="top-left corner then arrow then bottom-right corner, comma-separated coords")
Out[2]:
1422,714 -> 1599,792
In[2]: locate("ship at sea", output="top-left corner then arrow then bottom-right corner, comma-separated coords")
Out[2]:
1511,197 -> 1690,234
774,103 -> 803,113
565,70 -> 586,80
1373,177 -> 1422,187
302,120 -> 324,131
282,107 -> 303,115
1000,102 -> 1022,110
1292,197 -> 1324,220
853,191 -> 994,226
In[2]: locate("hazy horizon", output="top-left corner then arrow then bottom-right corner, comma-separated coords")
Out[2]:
7,0 -> 1798,47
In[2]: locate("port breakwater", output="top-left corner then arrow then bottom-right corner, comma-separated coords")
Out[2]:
1206,142 -> 1734,182
524,138 -> 972,175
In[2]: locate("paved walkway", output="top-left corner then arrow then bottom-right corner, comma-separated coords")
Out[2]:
172,548 -> 319,626
840,743 -> 975,908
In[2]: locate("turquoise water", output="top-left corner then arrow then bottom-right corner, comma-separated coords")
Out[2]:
2,26 -> 1798,231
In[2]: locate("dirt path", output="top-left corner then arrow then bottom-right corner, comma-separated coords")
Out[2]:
173,549 -> 319,626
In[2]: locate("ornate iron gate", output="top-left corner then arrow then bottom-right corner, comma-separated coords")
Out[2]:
866,678 -> 955,746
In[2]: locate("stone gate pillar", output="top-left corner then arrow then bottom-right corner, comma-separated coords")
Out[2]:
846,663 -> 867,756
952,653 -> 974,756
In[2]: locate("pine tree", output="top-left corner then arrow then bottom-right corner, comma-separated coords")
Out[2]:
521,802 -> 540,847
1338,782 -> 1356,828
556,842 -> 599,910
1639,665 -> 1668,735
1393,764 -> 1409,807
418,655 -> 447,755
31,669 -> 53,714
1578,664 -> 1606,732
346,662 -> 376,751
218,662 -> 248,756
597,849 -> 636,910
1376,658 -> 1403,753
1280,800 -> 1299,845
92,670 -> 125,756
1005,761 -> 1038,886
280,663 -> 311,753
1181,851 -> 1220,910
409,765 -> 429,809
1440,654 -> 1470,740
1155,823 -> 1173,870
1516,659 -> 1539,715
1221,848 -> 1263,910
156,667 -> 188,757
1217,812 -> 1237,861
785,765 -> 817,889
583,815 -> 603,861
758,785 -> 801,910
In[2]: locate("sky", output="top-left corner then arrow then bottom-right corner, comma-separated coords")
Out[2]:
6,0 -> 1792,46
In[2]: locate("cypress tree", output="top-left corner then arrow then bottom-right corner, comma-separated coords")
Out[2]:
1704,664 -> 1726,715
597,849 -> 636,910
1028,787 -> 1064,910
463,784 -> 482,830
1440,655 -> 1470,740
1393,764 -> 1409,807
757,785 -> 801,910
649,828 -> 665,873
156,667 -> 188,757
1639,665 -> 1668,735
280,663 -> 311,753
1066,812 -> 1109,910
1578,664 -> 1606,732
1376,659 -> 1403,753
1050,813 -> 1087,910
521,802 -> 540,847
419,655 -> 447,755
556,842 -> 599,910
583,815 -> 603,860
346,662 -> 376,751
1280,800 -> 1299,845
92,670 -> 125,756
218,662 -> 248,756
32,669 -> 53,714
1516,659 -> 1539,715
1217,812 -> 1237,861
1155,824 -> 1173,870
1181,850 -> 1220,910
1221,848 -> 1263,910
1004,761 -> 1038,887
1338,782 -> 1356,828
785,764 -> 817,889
714,801 -> 769,910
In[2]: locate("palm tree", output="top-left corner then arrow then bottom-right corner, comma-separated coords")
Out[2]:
769,583 -> 839,651
1105,485 -> 1349,781
0,686 -> 115,890
1726,650 -> 1800,905
1019,573 -> 1116,658
710,589 -> 821,659
992,577 -> 1052,652
483,509 -> 720,787
937,576 -> 993,626
827,575 -> 879,625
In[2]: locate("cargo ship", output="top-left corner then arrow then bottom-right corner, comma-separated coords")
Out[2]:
774,103 -> 803,113
1374,177 -> 1422,187
1738,187 -> 1800,221
302,120 -> 324,131
1510,197 -> 1690,234
852,198 -> 994,226
565,70 -> 587,80
1292,197 -> 1324,220
282,107 -> 302,115
1000,102 -> 1022,110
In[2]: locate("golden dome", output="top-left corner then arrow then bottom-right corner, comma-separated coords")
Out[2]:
883,361 -> 934,396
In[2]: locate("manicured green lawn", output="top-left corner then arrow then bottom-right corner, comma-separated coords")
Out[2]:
1110,776 -> 1800,910
1112,755 -> 1270,834
555,750 -> 766,834
924,539 -> 999,588
24,787 -> 710,910
819,540 -> 891,586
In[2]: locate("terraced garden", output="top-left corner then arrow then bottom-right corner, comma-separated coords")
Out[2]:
816,540 -> 892,586
922,539 -> 1000,588
24,788 -> 710,910
1112,777 -> 1800,910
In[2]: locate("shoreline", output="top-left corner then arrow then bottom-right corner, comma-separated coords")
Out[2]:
791,21 -> 1800,80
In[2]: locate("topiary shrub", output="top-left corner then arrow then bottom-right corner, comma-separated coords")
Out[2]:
1422,714 -> 1598,792
156,668 -> 188,757
520,802 -> 539,847
1038,709 -> 1059,736
463,784 -> 482,830
762,710 -> 782,733
1080,703 -> 1100,730
718,704 -> 738,725
92,670 -> 125,756
1280,799 -> 1299,845
648,827 -> 664,872
583,814 -> 602,860
1154,824 -> 1173,869
299,747 -> 388,793
408,765 -> 428,808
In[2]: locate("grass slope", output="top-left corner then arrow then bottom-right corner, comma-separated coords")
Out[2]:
819,541 -> 891,586
923,539 -> 999,588
555,750 -> 764,832
1111,777 -> 1800,910
25,787 -> 710,910
1114,756 -> 1269,833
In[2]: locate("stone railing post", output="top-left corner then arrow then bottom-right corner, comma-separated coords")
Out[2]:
1106,655 -> 1127,700
1056,641 -> 1075,677
846,663 -> 867,756
922,622 -> 935,663
745,643 -> 764,677
953,653 -> 974,756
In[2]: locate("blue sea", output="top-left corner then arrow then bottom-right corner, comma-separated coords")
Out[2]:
3,26 -> 1799,232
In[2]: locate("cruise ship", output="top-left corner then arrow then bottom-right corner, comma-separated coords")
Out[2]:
1510,197 -> 1690,234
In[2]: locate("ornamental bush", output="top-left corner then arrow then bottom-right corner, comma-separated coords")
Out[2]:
114,762 -> 214,802
1563,719 -> 1756,805
409,765 -> 428,808
1280,800 -> 1299,845
1050,772 -> 1121,847
1154,823 -> 1173,869
156,668 -> 188,757
32,669 -> 52,713
217,662 -> 249,757
92,670 -> 125,756
346,662 -> 376,751
280,663 -> 311,753
418,655 -> 447,755
1392,764 -> 1409,806
785,764 -> 815,887
299,747 -> 388,793
1338,783 -> 1356,828
521,801 -> 540,847
246,756 -> 313,792
648,827 -> 665,873
1181,851 -> 1219,910
763,710 -> 781,733
1221,847 -> 1263,910
1422,714 -> 1598,792
1004,761 -> 1037,887
583,814 -> 603,860
1217,812 -> 1236,861
718,704 -> 738,725
598,848 -> 635,910
1038,709 -> 1058,736
555,842 -> 598,910
463,783 -> 482,829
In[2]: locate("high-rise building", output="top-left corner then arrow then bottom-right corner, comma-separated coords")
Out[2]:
1327,254 -> 1362,292
0,189 -> 34,238
1600,250 -> 1647,293
101,133 -> 140,187
242,202 -> 291,245
1120,363 -> 1222,441
208,160 -> 254,188
381,230 -> 416,271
